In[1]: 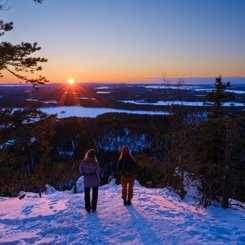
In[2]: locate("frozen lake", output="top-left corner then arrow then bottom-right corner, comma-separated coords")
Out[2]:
38,106 -> 169,118
120,100 -> 245,107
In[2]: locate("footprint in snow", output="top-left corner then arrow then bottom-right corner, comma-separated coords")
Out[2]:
188,229 -> 201,236
21,205 -> 34,216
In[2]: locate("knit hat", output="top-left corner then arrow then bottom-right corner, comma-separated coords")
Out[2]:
122,145 -> 129,154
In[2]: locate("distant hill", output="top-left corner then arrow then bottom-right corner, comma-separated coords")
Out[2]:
144,77 -> 245,84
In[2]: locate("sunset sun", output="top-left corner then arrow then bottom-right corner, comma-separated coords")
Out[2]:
68,78 -> 75,85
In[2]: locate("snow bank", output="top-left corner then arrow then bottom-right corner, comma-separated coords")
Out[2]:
45,184 -> 57,194
76,176 -> 84,193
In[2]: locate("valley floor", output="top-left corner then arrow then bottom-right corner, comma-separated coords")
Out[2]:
0,182 -> 245,244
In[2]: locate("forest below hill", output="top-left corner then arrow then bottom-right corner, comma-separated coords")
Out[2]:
0,77 -> 244,208
1,107 -> 245,208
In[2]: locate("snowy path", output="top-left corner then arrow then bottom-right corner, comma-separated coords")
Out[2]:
0,182 -> 245,244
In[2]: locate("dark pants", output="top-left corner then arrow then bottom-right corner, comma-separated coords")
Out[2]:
84,186 -> 98,211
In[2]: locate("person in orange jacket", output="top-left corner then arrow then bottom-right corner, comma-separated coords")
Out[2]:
117,146 -> 137,205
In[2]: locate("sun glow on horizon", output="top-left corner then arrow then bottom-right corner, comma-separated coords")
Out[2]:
68,78 -> 75,85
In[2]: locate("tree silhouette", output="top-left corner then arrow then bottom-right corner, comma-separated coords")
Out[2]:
198,77 -> 236,207
205,76 -> 234,118
0,0 -> 48,87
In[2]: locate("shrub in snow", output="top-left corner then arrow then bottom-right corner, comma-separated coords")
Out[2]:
76,176 -> 84,193
45,184 -> 57,194
183,172 -> 202,201
18,191 -> 26,200
107,179 -> 118,189
173,168 -> 201,203
100,179 -> 118,190
134,180 -> 142,189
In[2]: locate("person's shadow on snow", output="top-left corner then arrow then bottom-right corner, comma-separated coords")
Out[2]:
84,212 -> 110,245
127,205 -> 161,244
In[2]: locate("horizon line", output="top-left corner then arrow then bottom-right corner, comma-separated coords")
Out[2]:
1,76 -> 245,85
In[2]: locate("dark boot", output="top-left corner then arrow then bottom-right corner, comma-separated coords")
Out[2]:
92,186 -> 98,211
123,199 -> 127,205
127,199 -> 131,205
84,187 -> 91,212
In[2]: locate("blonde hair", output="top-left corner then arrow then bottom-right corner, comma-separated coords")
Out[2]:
84,149 -> 98,164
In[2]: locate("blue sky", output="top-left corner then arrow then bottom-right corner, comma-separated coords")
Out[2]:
1,0 -> 245,83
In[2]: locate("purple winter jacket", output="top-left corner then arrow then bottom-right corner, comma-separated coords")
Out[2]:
79,159 -> 101,187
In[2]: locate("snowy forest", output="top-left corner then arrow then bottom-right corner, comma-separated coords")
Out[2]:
1,77 -> 245,209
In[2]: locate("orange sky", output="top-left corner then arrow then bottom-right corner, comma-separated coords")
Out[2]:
1,62 -> 244,84
1,0 -> 245,84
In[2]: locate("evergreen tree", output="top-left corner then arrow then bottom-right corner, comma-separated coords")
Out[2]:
0,109 -> 56,196
0,0 -> 49,195
205,76 -> 234,118
0,0 -> 48,87
194,77 -> 237,207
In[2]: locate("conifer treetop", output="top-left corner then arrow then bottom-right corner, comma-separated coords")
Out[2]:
0,0 -> 48,88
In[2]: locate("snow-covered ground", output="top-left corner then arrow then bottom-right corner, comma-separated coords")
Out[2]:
0,181 -> 244,244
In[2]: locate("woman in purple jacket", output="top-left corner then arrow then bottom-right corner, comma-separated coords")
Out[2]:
79,149 -> 101,212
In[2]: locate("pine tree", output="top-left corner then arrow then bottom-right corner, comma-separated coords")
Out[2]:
0,109 -> 56,196
0,0 -> 48,87
196,77 -> 236,207
205,76 -> 234,118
